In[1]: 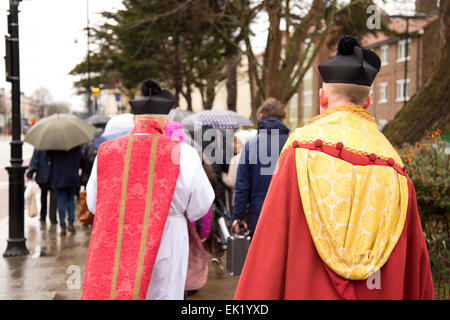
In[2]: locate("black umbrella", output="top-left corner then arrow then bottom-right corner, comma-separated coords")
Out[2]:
86,115 -> 111,128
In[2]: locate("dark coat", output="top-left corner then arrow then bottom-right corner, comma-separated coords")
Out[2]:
80,128 -> 103,186
232,118 -> 290,233
26,149 -> 50,186
48,146 -> 82,190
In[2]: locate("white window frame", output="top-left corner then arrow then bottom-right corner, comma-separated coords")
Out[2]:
379,83 -> 388,104
396,79 -> 410,102
288,93 -> 298,130
370,87 -> 374,105
302,90 -> 313,122
380,45 -> 388,66
303,90 -> 313,107
397,39 -> 411,63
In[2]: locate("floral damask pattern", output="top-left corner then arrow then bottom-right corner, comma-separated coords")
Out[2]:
285,106 -> 409,280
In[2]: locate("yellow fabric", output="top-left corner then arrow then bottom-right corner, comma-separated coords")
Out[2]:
287,106 -> 409,280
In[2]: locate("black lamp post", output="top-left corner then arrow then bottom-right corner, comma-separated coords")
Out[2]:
3,0 -> 29,257
390,13 -> 427,107
86,0 -> 92,116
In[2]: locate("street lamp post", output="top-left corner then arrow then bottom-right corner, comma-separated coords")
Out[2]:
3,0 -> 29,257
86,0 -> 92,116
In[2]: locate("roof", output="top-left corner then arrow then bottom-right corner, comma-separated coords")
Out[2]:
362,14 -> 439,48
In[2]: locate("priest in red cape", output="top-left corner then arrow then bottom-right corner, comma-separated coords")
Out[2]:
234,36 -> 435,300
82,79 -> 214,300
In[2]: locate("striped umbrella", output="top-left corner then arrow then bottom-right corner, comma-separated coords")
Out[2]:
181,110 -> 253,130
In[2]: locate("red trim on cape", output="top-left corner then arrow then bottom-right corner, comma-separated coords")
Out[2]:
234,147 -> 435,300
290,141 -> 407,176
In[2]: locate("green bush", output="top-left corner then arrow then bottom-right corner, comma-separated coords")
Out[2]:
400,130 -> 449,221
399,130 -> 449,299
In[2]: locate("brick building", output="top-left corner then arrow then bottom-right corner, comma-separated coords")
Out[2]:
294,7 -> 441,131
363,14 -> 440,129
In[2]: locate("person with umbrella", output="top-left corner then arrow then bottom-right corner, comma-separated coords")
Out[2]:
25,113 -> 96,234
47,146 -> 82,234
82,79 -> 214,300
25,148 -> 57,225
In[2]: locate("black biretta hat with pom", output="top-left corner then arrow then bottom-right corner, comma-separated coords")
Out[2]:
129,79 -> 175,115
318,35 -> 381,86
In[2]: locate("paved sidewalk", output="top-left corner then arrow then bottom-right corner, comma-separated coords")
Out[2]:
0,215 -> 91,300
0,208 -> 239,300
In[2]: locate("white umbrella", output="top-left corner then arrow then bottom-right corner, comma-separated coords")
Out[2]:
92,113 -> 134,149
103,113 -> 134,136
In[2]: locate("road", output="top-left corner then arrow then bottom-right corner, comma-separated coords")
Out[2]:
0,135 -> 34,222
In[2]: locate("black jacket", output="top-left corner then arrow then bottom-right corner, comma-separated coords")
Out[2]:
26,149 -> 50,186
47,146 -> 81,190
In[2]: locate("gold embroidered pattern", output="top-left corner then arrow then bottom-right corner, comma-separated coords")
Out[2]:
133,135 -> 159,299
110,135 -> 135,299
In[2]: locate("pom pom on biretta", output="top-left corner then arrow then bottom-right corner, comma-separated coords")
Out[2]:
129,79 -> 175,115
141,79 -> 162,96
337,35 -> 361,55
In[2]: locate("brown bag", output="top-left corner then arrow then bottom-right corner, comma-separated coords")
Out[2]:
185,217 -> 209,291
79,190 -> 94,225
28,192 -> 38,218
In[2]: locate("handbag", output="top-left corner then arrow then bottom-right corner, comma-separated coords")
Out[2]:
79,190 -> 94,225
25,180 -> 41,218
185,217 -> 209,291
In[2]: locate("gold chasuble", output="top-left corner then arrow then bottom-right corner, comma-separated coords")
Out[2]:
283,105 -> 408,280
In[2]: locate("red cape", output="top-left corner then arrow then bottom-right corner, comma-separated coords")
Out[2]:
82,120 -> 180,300
234,147 -> 435,300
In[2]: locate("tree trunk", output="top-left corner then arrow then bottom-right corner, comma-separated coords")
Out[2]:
264,0 -> 283,99
205,81 -> 216,109
383,0 -> 450,146
181,83 -> 192,111
226,53 -> 239,112
248,56 -> 262,124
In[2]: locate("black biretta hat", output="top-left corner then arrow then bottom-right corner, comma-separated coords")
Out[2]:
318,35 -> 381,87
129,79 -> 175,115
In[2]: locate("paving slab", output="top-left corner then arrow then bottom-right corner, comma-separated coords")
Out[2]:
0,206 -> 240,300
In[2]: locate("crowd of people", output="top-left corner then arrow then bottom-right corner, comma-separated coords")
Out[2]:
26,35 -> 435,300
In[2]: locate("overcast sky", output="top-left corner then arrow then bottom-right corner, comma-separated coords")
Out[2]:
0,0 -> 414,113
0,0 -> 124,112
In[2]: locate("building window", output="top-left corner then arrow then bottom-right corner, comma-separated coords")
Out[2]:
379,82 -> 388,104
397,39 -> 411,63
301,67 -> 313,123
370,87 -> 374,105
288,93 -> 298,131
378,119 -> 388,131
303,90 -> 313,122
380,45 -> 388,66
396,79 -> 410,102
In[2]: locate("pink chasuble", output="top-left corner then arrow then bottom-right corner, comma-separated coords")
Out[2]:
82,120 -> 180,300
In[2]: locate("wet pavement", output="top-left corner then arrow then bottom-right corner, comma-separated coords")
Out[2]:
0,207 -> 239,300
0,136 -> 34,221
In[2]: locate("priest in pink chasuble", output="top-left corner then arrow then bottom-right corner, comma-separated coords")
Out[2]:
82,79 -> 215,300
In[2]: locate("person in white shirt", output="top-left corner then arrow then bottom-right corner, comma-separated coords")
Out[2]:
82,79 -> 214,300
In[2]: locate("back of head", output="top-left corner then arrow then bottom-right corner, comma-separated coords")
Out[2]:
257,98 -> 286,121
324,82 -> 371,106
